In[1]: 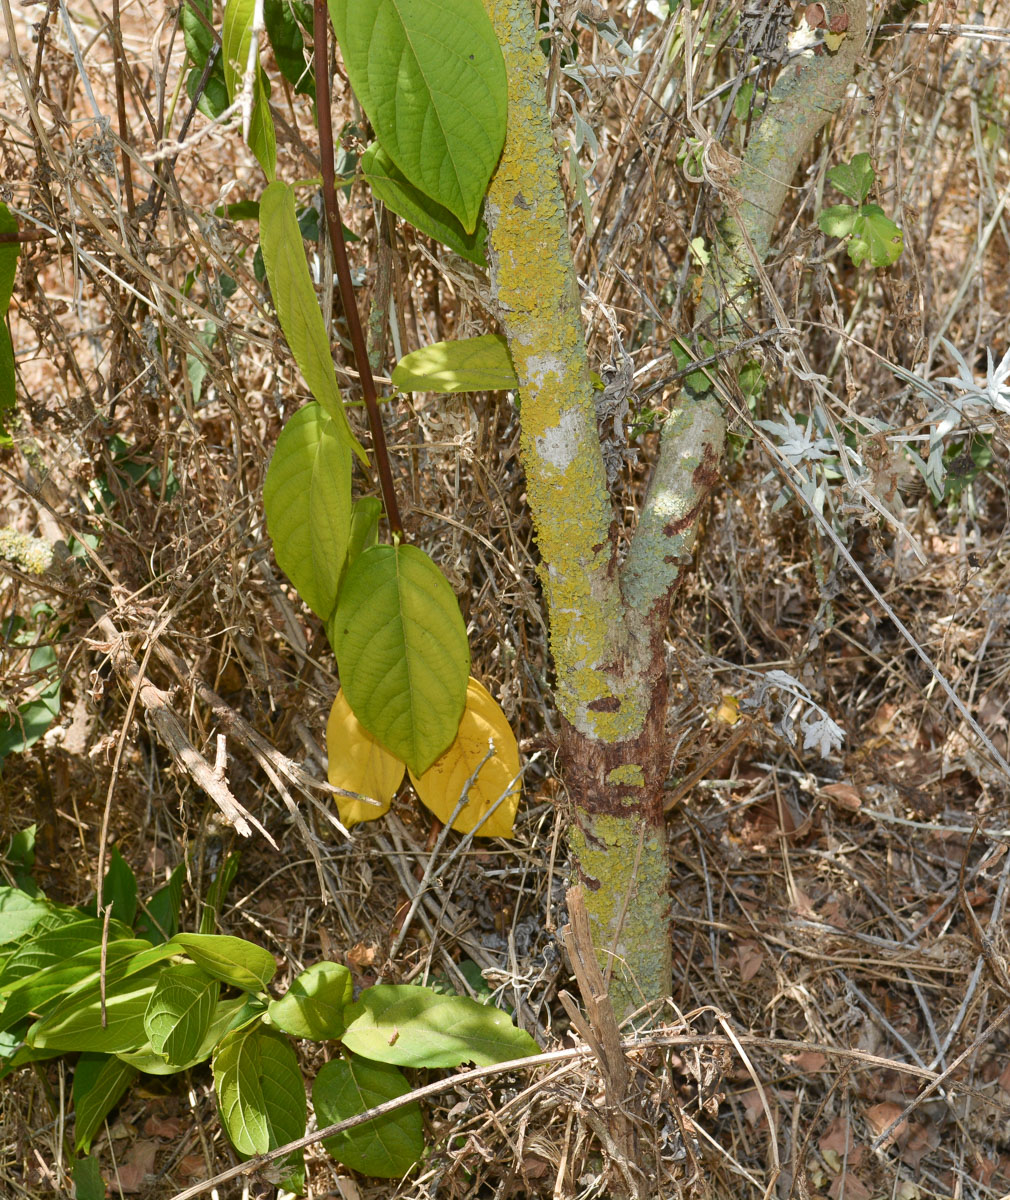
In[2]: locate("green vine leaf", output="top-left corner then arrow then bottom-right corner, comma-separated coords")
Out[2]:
328,544 -> 470,776
826,152 -> 874,204
328,0 -> 507,232
361,143 -> 487,265
259,181 -> 367,464
263,403 -> 352,621
340,984 -> 540,1067
392,335 -> 517,394
313,1053 -> 423,1177
847,204 -> 904,268
817,205 -> 857,239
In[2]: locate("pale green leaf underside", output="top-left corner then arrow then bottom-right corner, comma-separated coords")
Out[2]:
340,984 -> 540,1067
259,181 -> 367,463
392,334 -> 517,394
264,404 -> 352,621
328,0 -> 506,232
144,963 -> 219,1065
313,1054 -> 423,1177
222,0 -> 276,178
362,143 -> 487,265
329,545 -> 469,775
214,1025 -> 306,1158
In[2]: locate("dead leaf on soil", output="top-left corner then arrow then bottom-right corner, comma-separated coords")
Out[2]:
829,1171 -> 872,1200
736,940 -> 764,981
115,1140 -> 158,1193
864,1100 -> 907,1146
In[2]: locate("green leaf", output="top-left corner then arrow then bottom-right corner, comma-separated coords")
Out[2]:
182,0 -> 215,65
264,404 -> 352,621
392,334 -> 517,394
848,204 -> 904,268
328,544 -> 470,775
99,847 -> 137,928
73,1053 -> 139,1152
0,645 -> 61,759
259,180 -> 367,463
817,204 -> 857,239
73,1154 -> 106,1200
328,0 -> 506,232
0,941 -> 156,1034
361,143 -> 487,265
347,496 -> 382,567
199,850 -> 241,935
264,0 -> 314,96
169,932 -> 277,992
826,152 -> 874,203
313,1053 -> 423,1177
134,862 -> 185,944
0,202 -> 20,313
222,0 -> 277,178
0,914 -> 125,987
214,1023 -> 306,1188
117,995 -> 260,1074
267,961 -> 352,1040
0,887 -> 49,948
340,984 -> 540,1067
187,58 -> 231,120
27,967 -> 162,1054
144,963 -> 219,1065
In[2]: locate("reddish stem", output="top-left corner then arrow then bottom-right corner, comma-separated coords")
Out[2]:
313,0 -> 403,540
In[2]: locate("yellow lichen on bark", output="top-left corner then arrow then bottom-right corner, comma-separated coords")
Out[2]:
482,0 -> 646,740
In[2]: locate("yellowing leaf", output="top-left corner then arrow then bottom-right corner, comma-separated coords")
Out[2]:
408,678 -> 519,838
327,690 -> 405,827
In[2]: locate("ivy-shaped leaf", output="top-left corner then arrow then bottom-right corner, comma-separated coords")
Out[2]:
826,152 -> 874,204
328,0 -> 506,232
169,933 -> 276,993
847,205 -> 904,268
328,544 -> 470,776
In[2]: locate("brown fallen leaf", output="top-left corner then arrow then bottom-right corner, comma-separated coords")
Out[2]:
864,1100 -> 907,1147
829,1171 -> 872,1200
115,1139 -> 158,1194
736,940 -> 764,982
820,781 -> 862,812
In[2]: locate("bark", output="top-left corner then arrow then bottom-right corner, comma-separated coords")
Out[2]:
481,0 -> 867,1015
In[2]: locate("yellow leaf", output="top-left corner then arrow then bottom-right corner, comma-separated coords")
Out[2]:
326,690 -> 405,826
408,677 -> 520,838
714,694 -> 740,725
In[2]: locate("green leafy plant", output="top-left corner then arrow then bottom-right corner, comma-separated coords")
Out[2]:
817,152 -> 904,267
0,843 -> 539,1189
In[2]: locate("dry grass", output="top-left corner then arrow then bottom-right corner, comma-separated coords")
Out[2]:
2,0 -> 1010,1197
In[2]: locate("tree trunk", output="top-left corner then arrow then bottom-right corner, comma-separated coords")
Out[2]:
482,0 -> 866,1015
